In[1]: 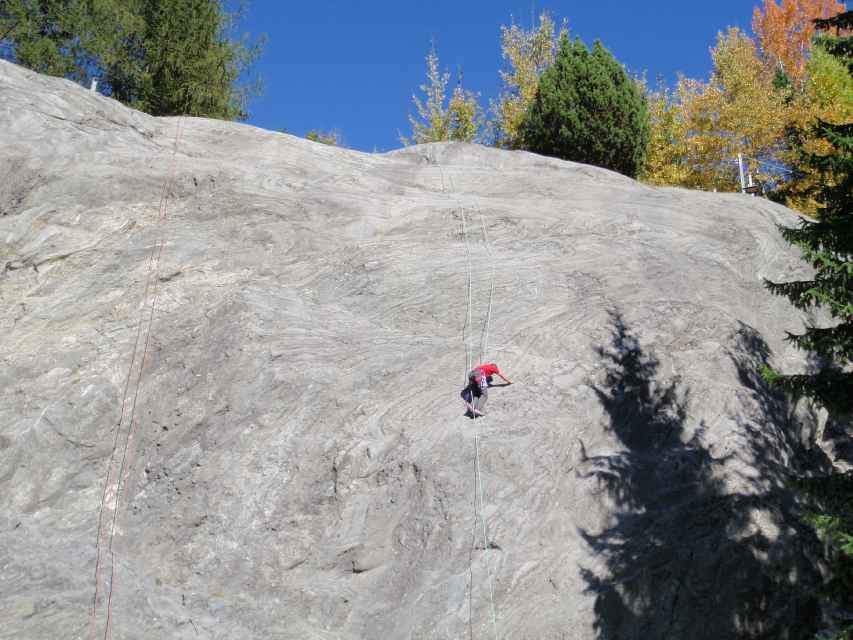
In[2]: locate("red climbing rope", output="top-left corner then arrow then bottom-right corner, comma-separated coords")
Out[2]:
90,116 -> 185,640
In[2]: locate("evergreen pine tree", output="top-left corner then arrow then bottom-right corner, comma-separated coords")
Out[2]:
0,0 -> 261,121
814,11 -> 853,71
0,0 -> 98,81
136,0 -> 257,119
764,11 -> 853,415
520,35 -> 650,178
765,12 -> 853,635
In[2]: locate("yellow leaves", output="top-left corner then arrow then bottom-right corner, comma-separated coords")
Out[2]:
492,12 -> 567,148
697,28 -> 788,182
641,4 -> 850,215
642,28 -> 788,191
641,85 -> 693,186
402,45 -> 482,145
403,46 -> 450,145
448,84 -> 481,143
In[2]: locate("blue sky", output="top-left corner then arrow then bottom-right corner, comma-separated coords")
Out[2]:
238,1 -> 755,152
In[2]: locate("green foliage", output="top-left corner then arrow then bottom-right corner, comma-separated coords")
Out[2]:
815,11 -> 853,72
305,129 -> 340,146
778,41 -> 853,213
807,45 -> 853,116
0,0 -> 263,120
799,473 -> 853,612
491,11 -> 566,149
134,0 -> 259,118
764,14 -> 852,411
448,82 -> 482,142
0,0 -> 97,80
402,44 -> 482,145
520,35 -> 650,178
764,15 -> 853,638
763,114 -> 853,413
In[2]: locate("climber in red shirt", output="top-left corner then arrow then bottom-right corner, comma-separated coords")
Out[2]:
460,363 -> 513,417
472,363 -> 512,385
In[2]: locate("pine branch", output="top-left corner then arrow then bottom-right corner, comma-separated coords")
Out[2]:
764,277 -> 821,309
814,10 -> 853,32
786,323 -> 853,361
765,368 -> 853,414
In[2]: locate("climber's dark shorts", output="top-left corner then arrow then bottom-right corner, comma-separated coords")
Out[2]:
461,382 -> 487,410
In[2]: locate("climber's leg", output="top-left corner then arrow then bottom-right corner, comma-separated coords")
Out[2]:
475,387 -> 488,413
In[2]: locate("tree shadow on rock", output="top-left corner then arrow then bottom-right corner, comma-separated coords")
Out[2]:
728,321 -> 832,477
579,311 -> 822,640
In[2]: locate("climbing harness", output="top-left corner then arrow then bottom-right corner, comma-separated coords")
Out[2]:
90,116 -> 185,640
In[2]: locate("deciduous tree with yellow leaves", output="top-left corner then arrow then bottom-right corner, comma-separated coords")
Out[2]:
642,28 -> 789,190
643,0 -> 850,208
401,44 -> 482,145
491,12 -> 567,148
641,83 -> 693,186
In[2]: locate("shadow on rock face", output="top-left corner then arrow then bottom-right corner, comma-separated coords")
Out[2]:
578,310 -> 823,640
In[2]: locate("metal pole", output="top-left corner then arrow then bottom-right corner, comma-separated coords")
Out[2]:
737,153 -> 746,193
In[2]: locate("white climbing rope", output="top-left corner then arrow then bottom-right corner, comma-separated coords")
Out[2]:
466,209 -> 499,640
443,161 -> 499,640
474,432 -> 499,640
461,205 -> 473,378
479,213 -> 495,365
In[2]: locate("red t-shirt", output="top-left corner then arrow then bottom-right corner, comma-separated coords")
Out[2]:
475,363 -> 499,377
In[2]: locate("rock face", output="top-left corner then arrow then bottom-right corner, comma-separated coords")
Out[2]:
0,60 -> 829,639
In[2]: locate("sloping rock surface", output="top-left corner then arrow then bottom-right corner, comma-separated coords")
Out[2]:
0,60 -> 826,639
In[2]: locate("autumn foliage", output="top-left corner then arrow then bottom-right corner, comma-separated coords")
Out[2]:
753,0 -> 847,82
643,28 -> 789,190
402,45 -> 482,145
642,0 -> 850,211
492,12 -> 566,148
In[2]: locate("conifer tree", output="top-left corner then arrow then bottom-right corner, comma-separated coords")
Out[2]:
0,0 -> 100,81
134,0 -> 261,119
764,11 -> 853,414
814,10 -> 853,69
520,35 -> 650,178
0,0 -> 262,121
765,13 -> 853,632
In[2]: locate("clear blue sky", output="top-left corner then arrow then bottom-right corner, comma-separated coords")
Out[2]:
238,1 -> 754,152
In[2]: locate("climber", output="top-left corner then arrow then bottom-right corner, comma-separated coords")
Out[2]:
461,363 -> 513,417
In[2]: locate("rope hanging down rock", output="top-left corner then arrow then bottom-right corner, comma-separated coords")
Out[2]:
462,204 -> 474,377
475,432 -> 499,640
90,116 -> 185,640
479,212 -> 495,366
453,168 -> 499,640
